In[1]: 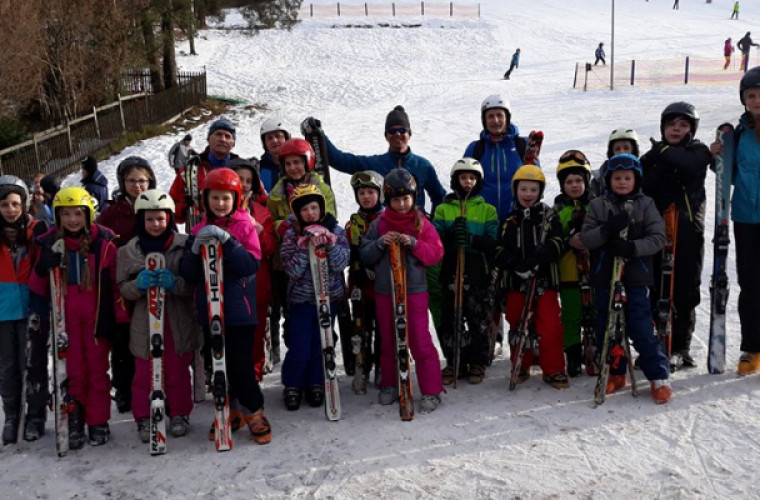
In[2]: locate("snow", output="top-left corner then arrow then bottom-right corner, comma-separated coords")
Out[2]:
5,0 -> 760,497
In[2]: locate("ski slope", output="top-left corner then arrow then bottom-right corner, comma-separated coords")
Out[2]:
4,0 -> 760,497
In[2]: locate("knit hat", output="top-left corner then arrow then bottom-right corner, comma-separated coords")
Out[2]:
81,156 -> 97,175
208,118 -> 236,140
183,133 -> 192,142
385,105 -> 411,135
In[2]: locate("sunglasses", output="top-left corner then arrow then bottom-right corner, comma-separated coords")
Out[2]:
386,127 -> 408,136
559,150 -> 590,165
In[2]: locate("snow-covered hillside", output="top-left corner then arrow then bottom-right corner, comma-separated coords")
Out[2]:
5,1 -> 760,498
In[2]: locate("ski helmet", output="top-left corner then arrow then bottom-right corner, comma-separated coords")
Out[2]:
511,164 -> 546,201
289,184 -> 326,225
605,153 -> 642,192
556,150 -> 592,189
350,170 -> 385,204
660,102 -> 699,135
0,175 -> 30,209
259,117 -> 291,151
134,189 -> 175,214
279,138 -> 315,172
116,156 -> 156,194
203,167 -> 243,212
606,128 -> 640,158
480,94 -> 511,130
450,158 -> 484,196
53,186 -> 96,227
228,157 -> 263,197
383,168 -> 417,203
740,66 -> 760,104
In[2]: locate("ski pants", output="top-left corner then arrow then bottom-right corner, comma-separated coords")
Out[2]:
426,264 -> 444,336
560,286 -> 582,349
270,269 -> 289,349
281,301 -> 338,389
0,319 -> 26,418
111,322 -> 134,400
440,283 -> 493,367
505,290 -> 565,375
253,301 -> 268,382
594,286 -> 669,381
222,324 -> 263,413
735,222 -> 760,352
376,292 -> 444,397
132,319 -> 193,420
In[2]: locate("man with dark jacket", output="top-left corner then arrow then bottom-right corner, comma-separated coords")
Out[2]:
80,156 -> 108,211
737,32 -> 758,71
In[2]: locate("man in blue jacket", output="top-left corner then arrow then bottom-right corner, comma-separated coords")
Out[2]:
301,106 -> 445,215
80,156 -> 108,212
504,48 -> 520,80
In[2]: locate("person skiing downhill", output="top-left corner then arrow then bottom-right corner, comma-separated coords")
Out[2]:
504,48 -> 521,80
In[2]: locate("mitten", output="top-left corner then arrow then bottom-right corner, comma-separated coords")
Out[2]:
297,234 -> 311,249
453,217 -> 469,247
156,268 -> 177,292
313,232 -> 336,247
602,210 -> 630,238
136,269 -> 158,293
197,225 -> 230,244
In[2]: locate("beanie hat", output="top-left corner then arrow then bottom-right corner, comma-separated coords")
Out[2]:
385,105 -> 411,134
208,118 -> 236,140
81,156 -> 97,174
40,175 -> 61,196
183,133 -> 192,142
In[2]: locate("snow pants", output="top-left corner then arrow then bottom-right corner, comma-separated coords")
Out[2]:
66,287 -> 111,426
132,320 -> 193,420
110,322 -> 134,402
505,290 -> 565,375
440,284 -> 493,367
224,324 -> 263,413
560,286 -> 583,348
594,286 -> 669,381
375,292 -> 444,397
253,302 -> 267,381
281,301 -> 338,389
0,319 -> 26,418
735,222 -> 760,352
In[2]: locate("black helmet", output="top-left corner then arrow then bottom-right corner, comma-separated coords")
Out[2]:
383,168 -> 417,203
116,156 -> 156,194
740,66 -> 760,105
660,101 -> 699,135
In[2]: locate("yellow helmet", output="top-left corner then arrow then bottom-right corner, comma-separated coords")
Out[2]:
53,186 -> 96,226
289,184 -> 325,225
556,150 -> 592,189
511,164 -> 546,201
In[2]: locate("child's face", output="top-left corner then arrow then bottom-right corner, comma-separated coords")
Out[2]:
144,210 -> 169,237
357,187 -> 379,210
390,194 -> 414,214
611,140 -> 634,156
610,170 -> 635,196
0,193 -> 23,224
663,117 -> 691,145
745,88 -> 760,116
563,174 -> 586,199
458,172 -> 479,193
235,169 -> 253,196
283,155 -> 306,180
299,201 -> 322,224
124,168 -> 151,200
59,206 -> 86,232
516,180 -> 540,207
208,189 -> 235,218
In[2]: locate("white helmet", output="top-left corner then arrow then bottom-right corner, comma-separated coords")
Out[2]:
481,94 -> 511,129
0,175 -> 30,209
259,117 -> 291,150
607,128 -> 640,158
134,189 -> 175,214
450,158 -> 484,196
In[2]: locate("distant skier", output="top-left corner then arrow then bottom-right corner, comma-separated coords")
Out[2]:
731,1 -> 740,20
167,134 -> 194,172
503,48 -> 520,80
737,32 -> 758,72
672,0 -> 679,10
594,43 -> 606,66
725,38 -> 735,70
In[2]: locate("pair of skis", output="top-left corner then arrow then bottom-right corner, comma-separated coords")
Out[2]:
657,205 -> 678,369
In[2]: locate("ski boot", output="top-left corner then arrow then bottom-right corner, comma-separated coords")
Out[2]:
170,415 -> 190,437
88,424 -> 110,446
136,419 -> 150,443
543,373 -> 570,390
2,415 -> 19,445
305,385 -> 324,408
605,374 -> 627,395
68,400 -> 86,450
419,393 -> 442,414
378,386 -> 398,405
283,387 -> 303,411
468,365 -> 486,385
23,407 -> 46,442
565,344 -> 583,377
113,390 -> 131,414
441,365 -> 456,386
651,380 -> 673,405
737,352 -> 760,376
207,409 -> 244,441
245,410 -> 271,445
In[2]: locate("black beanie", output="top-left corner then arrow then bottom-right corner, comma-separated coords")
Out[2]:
81,156 -> 97,174
385,105 -> 411,134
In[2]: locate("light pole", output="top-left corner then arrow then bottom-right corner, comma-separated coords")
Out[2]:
610,0 -> 615,90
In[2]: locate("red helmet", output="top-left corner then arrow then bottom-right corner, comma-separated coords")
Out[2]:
202,167 -> 243,212
279,138 -> 315,171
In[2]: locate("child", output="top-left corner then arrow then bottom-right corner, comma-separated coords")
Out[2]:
641,102 -> 711,371
179,168 -> 271,445
0,176 -> 49,444
346,170 -> 385,391
433,159 -> 498,385
495,165 -> 568,389
359,169 -> 445,413
581,154 -> 672,404
590,128 -> 640,196
228,158 -> 277,381
552,151 -> 594,376
280,185 -> 349,410
31,186 -> 127,447
116,189 -> 203,442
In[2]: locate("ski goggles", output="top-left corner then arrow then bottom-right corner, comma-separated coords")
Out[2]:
558,150 -> 590,166
607,154 -> 641,172
386,127 -> 408,136
350,171 -> 374,188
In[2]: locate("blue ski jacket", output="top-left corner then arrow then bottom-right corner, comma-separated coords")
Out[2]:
259,152 -> 280,194
731,114 -> 760,224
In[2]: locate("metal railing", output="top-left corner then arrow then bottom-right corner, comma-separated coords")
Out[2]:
299,2 -> 480,19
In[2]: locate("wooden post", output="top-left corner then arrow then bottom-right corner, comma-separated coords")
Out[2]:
33,134 -> 41,169
93,106 -> 101,139
66,122 -> 73,157
118,94 -> 127,133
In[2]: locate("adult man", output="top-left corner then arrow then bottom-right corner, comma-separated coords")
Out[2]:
504,48 -> 521,80
259,117 -> 291,193
301,105 -> 446,214
80,155 -> 108,211
169,118 -> 240,224
594,43 -> 606,66
167,134 -> 194,172
737,32 -> 758,72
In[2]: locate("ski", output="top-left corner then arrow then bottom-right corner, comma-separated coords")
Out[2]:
452,194 -> 470,388
350,287 -> 367,395
184,160 -> 201,230
708,123 -> 735,374
50,265 -> 73,457
308,241 -> 341,421
200,239 -> 232,451
658,205 -> 678,367
523,131 -> 544,166
389,241 -> 414,421
263,305 -> 273,375
146,253 -> 167,455
303,125 -> 332,185
578,250 -> 598,376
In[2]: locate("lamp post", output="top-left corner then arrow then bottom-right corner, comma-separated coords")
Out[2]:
610,0 -> 615,90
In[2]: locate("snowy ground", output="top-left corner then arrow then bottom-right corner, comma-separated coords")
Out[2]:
4,0 -> 760,498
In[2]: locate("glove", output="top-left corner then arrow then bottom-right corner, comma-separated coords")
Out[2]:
304,224 -> 329,237
312,232 -> 336,247
300,117 -> 322,136
602,210 -> 630,238
156,268 -> 177,292
453,217 -> 469,247
136,269 -> 158,293
297,234 -> 311,249
197,225 -> 230,244
184,195 -> 196,207
36,242 -> 64,275
608,239 -> 635,258
513,258 -> 539,280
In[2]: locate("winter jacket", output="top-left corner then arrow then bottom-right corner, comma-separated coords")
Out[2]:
728,115 -> 760,224
360,209 -> 444,296
0,218 -> 46,321
179,209 -> 261,326
30,224 -> 129,339
346,208 -> 383,300
738,34 -> 758,55
495,202 -> 564,291
168,141 -> 193,171
323,134 -> 446,213
641,136 -> 710,231
553,194 -> 592,283
581,192 -> 665,288
595,46 -> 605,59
510,51 -> 520,67
168,147 -> 241,224
267,173 -> 337,236
280,214 -> 349,305
259,152 -> 280,194
244,194 -> 276,305
117,233 -> 203,359
82,170 -> 109,212
95,195 -> 137,247
463,125 -> 529,219
433,194 -> 499,287
725,40 -> 735,57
